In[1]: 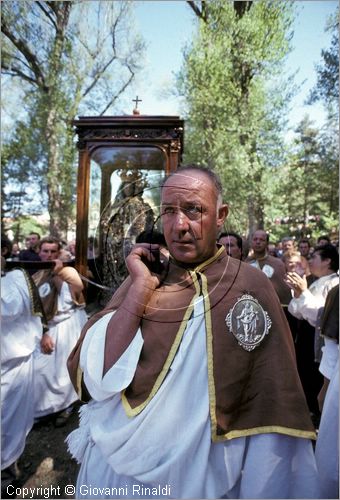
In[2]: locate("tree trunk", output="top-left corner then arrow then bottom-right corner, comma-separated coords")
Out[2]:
45,4 -> 72,238
46,108 -> 62,237
234,1 -> 253,18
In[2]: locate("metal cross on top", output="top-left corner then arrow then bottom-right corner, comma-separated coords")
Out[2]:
132,95 -> 142,109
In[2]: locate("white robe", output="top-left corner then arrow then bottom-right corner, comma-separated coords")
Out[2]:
1,270 -> 42,469
288,273 -> 338,361
34,282 -> 87,417
68,297 -> 319,499
315,338 -> 339,498
288,273 -> 338,326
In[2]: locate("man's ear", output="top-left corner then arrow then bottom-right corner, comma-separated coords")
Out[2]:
217,204 -> 229,229
323,257 -> 331,269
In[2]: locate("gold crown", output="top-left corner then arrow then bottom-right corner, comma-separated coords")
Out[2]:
118,168 -> 146,184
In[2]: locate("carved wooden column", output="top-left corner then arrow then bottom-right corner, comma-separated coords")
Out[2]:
75,147 -> 91,279
169,138 -> 182,173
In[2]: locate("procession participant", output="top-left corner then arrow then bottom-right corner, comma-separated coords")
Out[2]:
298,238 -> 312,260
67,166 -> 319,499
19,232 -> 41,259
281,236 -> 296,253
1,258 -> 44,486
246,229 -> 292,308
315,284 -> 339,499
1,234 -> 13,261
33,237 -> 87,426
267,241 -> 278,257
19,232 -> 42,275
317,235 -> 330,247
218,231 -> 243,260
286,243 -> 339,363
282,250 -> 321,419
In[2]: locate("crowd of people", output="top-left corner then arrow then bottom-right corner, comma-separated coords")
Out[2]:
1,165 -> 339,498
1,234 -> 87,490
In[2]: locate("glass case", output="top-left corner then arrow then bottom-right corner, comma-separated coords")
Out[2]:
73,115 -> 184,300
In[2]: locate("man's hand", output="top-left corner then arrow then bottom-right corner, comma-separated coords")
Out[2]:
41,333 -> 55,354
285,272 -> 308,298
126,244 -> 164,289
102,243 -> 166,376
52,259 -> 64,275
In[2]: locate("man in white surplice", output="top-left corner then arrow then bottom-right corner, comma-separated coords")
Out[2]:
67,166 -> 320,499
1,263 -> 43,481
33,236 -> 87,425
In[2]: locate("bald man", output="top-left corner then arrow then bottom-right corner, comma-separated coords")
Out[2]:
246,229 -> 292,308
67,167 -> 319,499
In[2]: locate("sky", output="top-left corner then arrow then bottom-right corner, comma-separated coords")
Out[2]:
121,0 -> 337,134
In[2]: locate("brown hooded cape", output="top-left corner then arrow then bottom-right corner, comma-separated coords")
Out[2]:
68,246 -> 315,442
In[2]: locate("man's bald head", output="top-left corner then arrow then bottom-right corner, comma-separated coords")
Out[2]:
160,165 -> 228,265
252,230 -> 269,257
163,165 -> 222,196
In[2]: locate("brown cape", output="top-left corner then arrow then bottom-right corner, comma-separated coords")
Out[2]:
33,267 -> 85,322
320,284 -> 339,342
246,254 -> 292,306
68,247 -> 315,442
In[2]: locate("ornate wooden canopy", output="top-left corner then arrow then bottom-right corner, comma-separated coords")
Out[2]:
73,115 -> 184,280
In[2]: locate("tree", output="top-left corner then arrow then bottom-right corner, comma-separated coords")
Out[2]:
1,1 -> 144,237
178,0 -> 294,234
308,9 -> 339,107
317,114 -> 339,218
271,115 -> 338,241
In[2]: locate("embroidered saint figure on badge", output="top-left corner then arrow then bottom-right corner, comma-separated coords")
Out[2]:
226,294 -> 272,351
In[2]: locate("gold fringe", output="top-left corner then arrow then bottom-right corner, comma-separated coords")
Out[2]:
212,425 -> 317,442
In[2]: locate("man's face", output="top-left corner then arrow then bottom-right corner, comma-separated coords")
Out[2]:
161,171 -> 227,266
219,235 -> 242,260
309,251 -> 330,277
267,244 -> 276,256
298,242 -> 310,257
68,241 -> 76,255
285,256 -> 304,275
282,240 -> 294,252
252,231 -> 268,254
28,234 -> 39,247
39,243 -> 59,261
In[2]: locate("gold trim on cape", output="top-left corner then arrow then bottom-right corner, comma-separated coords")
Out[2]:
193,271 -> 317,442
193,245 -> 224,273
117,247 -> 316,441
213,425 -> 316,442
121,271 -> 201,417
199,272 -> 219,442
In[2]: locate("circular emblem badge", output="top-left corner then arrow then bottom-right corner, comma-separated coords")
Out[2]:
226,294 -> 272,351
38,282 -> 52,298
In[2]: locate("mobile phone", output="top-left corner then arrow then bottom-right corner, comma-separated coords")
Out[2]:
142,248 -> 165,274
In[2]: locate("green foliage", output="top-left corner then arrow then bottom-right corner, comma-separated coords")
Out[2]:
1,1 -> 144,237
178,0 -> 295,234
179,0 -> 338,241
268,115 -> 339,241
7,215 -> 49,244
308,8 -> 339,106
